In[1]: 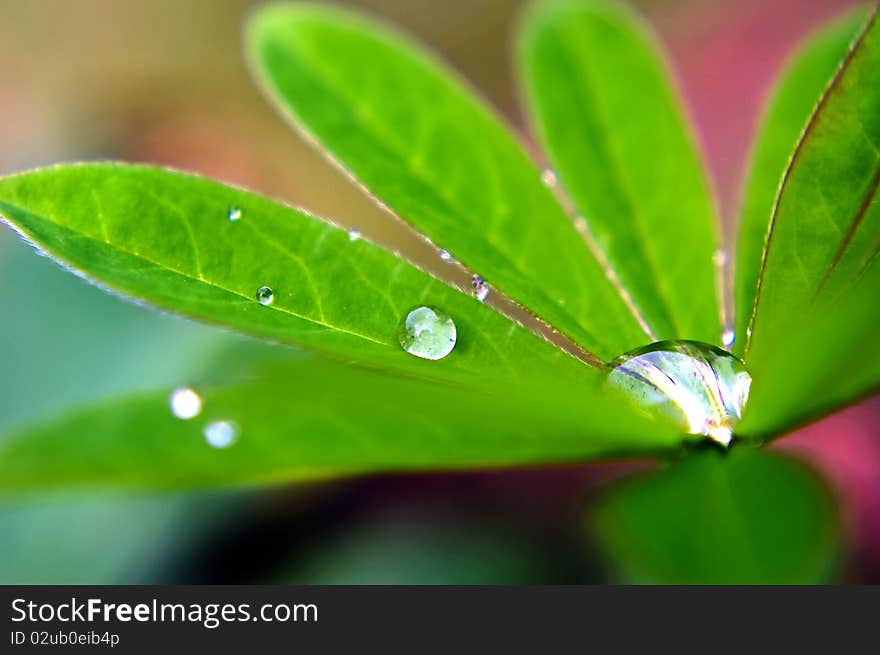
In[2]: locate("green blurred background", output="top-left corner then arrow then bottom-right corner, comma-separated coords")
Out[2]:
1,0 -> 877,583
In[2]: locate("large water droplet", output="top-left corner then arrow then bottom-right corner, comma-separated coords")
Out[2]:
471,275 -> 490,303
204,420 -> 239,448
256,286 -> 274,306
169,388 -> 202,420
228,206 -> 242,223
398,306 -> 456,360
607,340 -> 752,446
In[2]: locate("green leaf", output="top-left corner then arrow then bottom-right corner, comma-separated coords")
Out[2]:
739,261 -> 879,439
517,0 -> 720,345
0,227 -> 243,430
0,359 -> 683,492
0,163 -> 587,387
246,2 -> 652,361
744,10 -> 880,366
734,10 -> 868,358
590,447 -> 840,584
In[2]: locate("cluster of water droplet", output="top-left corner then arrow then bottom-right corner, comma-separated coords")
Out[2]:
202,203 -> 762,450
169,388 -> 239,448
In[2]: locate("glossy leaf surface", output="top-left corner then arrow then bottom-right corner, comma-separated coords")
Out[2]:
735,10 -> 867,357
518,0 -> 721,344
0,359 -> 683,491
247,3 -> 652,360
0,163 -> 588,387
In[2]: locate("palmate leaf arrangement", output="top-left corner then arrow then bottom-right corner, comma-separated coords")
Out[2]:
0,0 -> 877,582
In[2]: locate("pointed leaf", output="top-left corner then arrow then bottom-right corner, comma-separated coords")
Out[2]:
739,261 -> 879,439
734,10 -> 867,357
246,3 -> 651,361
517,0 -> 721,344
590,447 -> 840,583
745,11 -> 880,365
0,163 -> 587,387
0,359 -> 683,491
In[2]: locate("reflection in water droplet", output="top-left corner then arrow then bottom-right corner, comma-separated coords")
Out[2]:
228,206 -> 242,222
169,388 -> 202,420
607,340 -> 751,447
256,286 -> 274,306
398,306 -> 456,360
204,420 -> 239,448
471,275 -> 490,302
721,327 -> 736,348
348,229 -> 361,242
541,168 -> 557,187
439,249 -> 452,262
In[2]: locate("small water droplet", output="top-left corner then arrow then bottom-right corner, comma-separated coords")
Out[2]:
607,340 -> 751,447
203,420 -> 238,448
348,229 -> 361,242
541,168 -> 557,187
169,388 -> 202,420
398,306 -> 457,360
713,247 -> 728,267
228,206 -> 242,223
471,275 -> 490,302
256,286 -> 274,306
721,327 -> 736,348
439,249 -> 452,262
746,327 -> 753,339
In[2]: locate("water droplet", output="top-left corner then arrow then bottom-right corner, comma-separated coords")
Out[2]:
721,327 -> 736,348
607,340 -> 752,447
398,306 -> 456,360
471,275 -> 490,303
203,420 -> 238,448
713,247 -> 728,267
348,229 -> 361,242
228,206 -> 242,223
439,249 -> 452,262
541,168 -> 557,187
169,388 -> 202,420
256,286 -> 274,306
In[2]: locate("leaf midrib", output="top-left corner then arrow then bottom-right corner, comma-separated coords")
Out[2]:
267,34 -> 613,358
0,200 -> 391,349
558,16 -> 681,338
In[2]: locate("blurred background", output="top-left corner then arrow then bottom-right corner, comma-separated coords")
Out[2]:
0,0 -> 877,583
